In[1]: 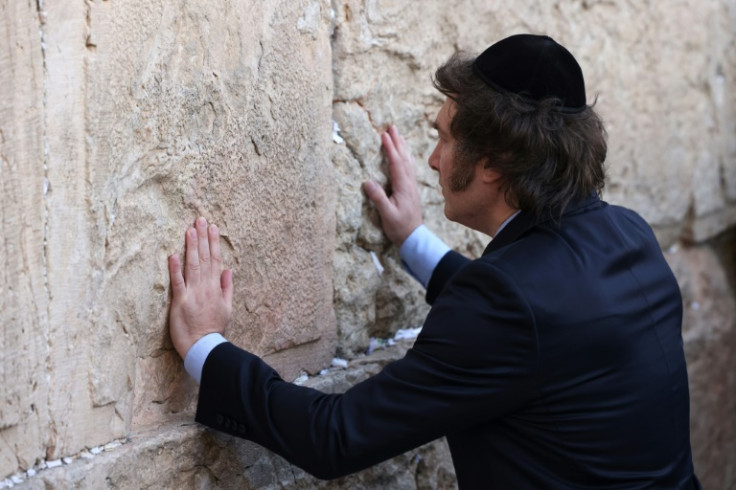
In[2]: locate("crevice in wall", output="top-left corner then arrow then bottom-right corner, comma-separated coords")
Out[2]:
712,226 -> 736,296
0,438 -> 128,488
35,0 -> 54,461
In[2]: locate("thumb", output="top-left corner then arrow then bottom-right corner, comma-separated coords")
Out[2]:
364,180 -> 393,215
169,254 -> 186,298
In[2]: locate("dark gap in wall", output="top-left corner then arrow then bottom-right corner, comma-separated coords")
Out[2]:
711,226 -> 736,298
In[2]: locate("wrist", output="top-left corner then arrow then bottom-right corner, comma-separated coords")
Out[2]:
174,336 -> 197,360
394,220 -> 423,248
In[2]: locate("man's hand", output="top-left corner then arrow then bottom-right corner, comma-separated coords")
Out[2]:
364,125 -> 423,247
168,217 -> 233,360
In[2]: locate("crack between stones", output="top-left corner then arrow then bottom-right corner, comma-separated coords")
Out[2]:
2,437 -> 129,487
34,0 -> 55,467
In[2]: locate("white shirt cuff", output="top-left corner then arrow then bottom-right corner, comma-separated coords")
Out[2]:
184,333 -> 228,384
399,224 -> 451,288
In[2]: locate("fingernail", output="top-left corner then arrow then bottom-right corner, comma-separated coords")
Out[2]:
210,224 -> 218,234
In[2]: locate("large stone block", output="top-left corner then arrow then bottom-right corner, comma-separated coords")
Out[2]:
0,0 -> 50,476
81,0 -> 336,435
666,238 -> 736,490
2,0 -> 337,478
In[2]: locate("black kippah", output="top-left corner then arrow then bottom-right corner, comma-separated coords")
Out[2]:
472,34 -> 587,113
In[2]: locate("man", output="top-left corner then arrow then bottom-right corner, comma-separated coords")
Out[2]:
168,34 -> 701,488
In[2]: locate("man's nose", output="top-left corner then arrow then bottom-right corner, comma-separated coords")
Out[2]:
428,145 -> 440,172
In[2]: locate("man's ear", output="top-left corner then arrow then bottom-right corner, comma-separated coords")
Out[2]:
479,163 -> 504,185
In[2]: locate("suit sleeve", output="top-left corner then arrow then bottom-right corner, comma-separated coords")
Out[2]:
426,250 -> 470,304
195,259 -> 538,480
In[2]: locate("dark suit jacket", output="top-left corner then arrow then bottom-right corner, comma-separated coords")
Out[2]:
196,196 -> 700,489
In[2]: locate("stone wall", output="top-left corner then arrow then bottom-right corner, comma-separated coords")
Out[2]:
1,0 -> 734,488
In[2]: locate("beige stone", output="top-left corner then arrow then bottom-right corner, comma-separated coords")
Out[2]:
0,0 -> 50,473
666,240 -> 736,490
1,0 -> 336,479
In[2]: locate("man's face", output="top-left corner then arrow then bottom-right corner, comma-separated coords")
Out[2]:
429,98 -> 484,225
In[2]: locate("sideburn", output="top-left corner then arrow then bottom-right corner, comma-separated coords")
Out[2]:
448,147 -> 479,192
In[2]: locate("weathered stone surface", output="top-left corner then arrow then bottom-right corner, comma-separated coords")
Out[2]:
0,0 -> 49,475
1,0 -> 336,479
666,235 -> 736,490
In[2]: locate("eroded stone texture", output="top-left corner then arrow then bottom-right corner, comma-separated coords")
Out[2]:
666,237 -> 736,490
81,0 -> 336,434
0,0 -> 50,476
1,0 -> 336,479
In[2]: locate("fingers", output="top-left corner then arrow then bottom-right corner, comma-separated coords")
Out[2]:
183,218 -> 225,287
169,253 -> 186,298
209,223 -> 222,271
363,180 -> 393,217
184,227 -> 200,284
382,126 -> 414,193
389,125 -> 410,162
196,217 -> 211,275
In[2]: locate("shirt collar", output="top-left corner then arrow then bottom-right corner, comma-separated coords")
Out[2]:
494,209 -> 521,237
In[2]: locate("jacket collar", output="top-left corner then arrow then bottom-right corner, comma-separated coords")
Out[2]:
482,194 -> 603,256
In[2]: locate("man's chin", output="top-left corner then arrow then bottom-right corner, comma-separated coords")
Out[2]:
443,205 -> 456,223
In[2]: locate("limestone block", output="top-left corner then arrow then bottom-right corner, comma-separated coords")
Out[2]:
78,0 -> 336,434
0,0 -> 50,477
595,0 -> 736,245
666,242 -> 736,490
2,0 -> 337,478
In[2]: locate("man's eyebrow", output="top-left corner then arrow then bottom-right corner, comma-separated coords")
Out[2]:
432,121 -> 446,135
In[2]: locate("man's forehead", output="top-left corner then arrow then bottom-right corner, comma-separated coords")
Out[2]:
434,99 -> 455,132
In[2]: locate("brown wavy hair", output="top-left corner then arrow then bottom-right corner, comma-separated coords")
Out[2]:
433,52 -> 607,220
